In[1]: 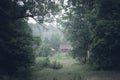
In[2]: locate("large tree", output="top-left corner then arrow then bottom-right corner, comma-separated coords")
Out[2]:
63,0 -> 120,70
89,0 -> 120,70
61,0 -> 93,63
0,20 -> 34,80
0,0 -> 60,79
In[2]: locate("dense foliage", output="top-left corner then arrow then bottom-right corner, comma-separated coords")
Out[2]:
0,0 -> 60,22
36,58 -> 63,70
63,0 -> 120,70
89,0 -> 120,70
0,20 -> 34,79
0,0 -> 60,79
62,0 -> 92,63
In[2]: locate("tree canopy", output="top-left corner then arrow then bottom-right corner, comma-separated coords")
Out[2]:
0,0 -> 60,79
0,0 -> 60,22
62,0 -> 120,70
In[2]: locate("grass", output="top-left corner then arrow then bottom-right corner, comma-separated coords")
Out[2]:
32,52 -> 120,80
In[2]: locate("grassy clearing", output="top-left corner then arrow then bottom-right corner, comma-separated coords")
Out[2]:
32,52 -> 120,80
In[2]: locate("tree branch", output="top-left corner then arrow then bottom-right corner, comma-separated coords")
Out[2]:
0,6 -> 48,30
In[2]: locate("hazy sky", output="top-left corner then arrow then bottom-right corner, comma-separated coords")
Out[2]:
28,17 -> 37,24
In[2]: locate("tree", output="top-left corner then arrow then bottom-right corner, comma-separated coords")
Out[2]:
0,0 -> 60,79
64,0 -> 120,69
0,20 -> 34,79
61,0 -> 92,63
89,0 -> 120,70
33,36 -> 42,48
39,44 -> 51,57
62,0 -> 120,70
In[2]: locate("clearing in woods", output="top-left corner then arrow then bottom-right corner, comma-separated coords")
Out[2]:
32,53 -> 120,80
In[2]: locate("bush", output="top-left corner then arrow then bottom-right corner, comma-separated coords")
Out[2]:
50,61 -> 63,69
34,58 -> 63,70
35,58 -> 50,68
40,58 -> 51,67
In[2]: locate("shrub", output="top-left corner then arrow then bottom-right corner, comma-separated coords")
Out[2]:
38,58 -> 50,68
34,58 -> 63,70
50,61 -> 63,69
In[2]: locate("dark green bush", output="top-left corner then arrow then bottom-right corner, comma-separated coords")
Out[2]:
40,58 -> 51,67
50,61 -> 63,69
35,58 -> 63,70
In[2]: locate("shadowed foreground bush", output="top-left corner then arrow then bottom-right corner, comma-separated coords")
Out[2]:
50,61 -> 63,69
35,58 -> 63,70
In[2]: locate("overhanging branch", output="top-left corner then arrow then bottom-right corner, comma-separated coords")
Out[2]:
0,6 -> 48,30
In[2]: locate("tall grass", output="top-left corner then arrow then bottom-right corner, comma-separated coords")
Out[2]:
32,52 -> 120,80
